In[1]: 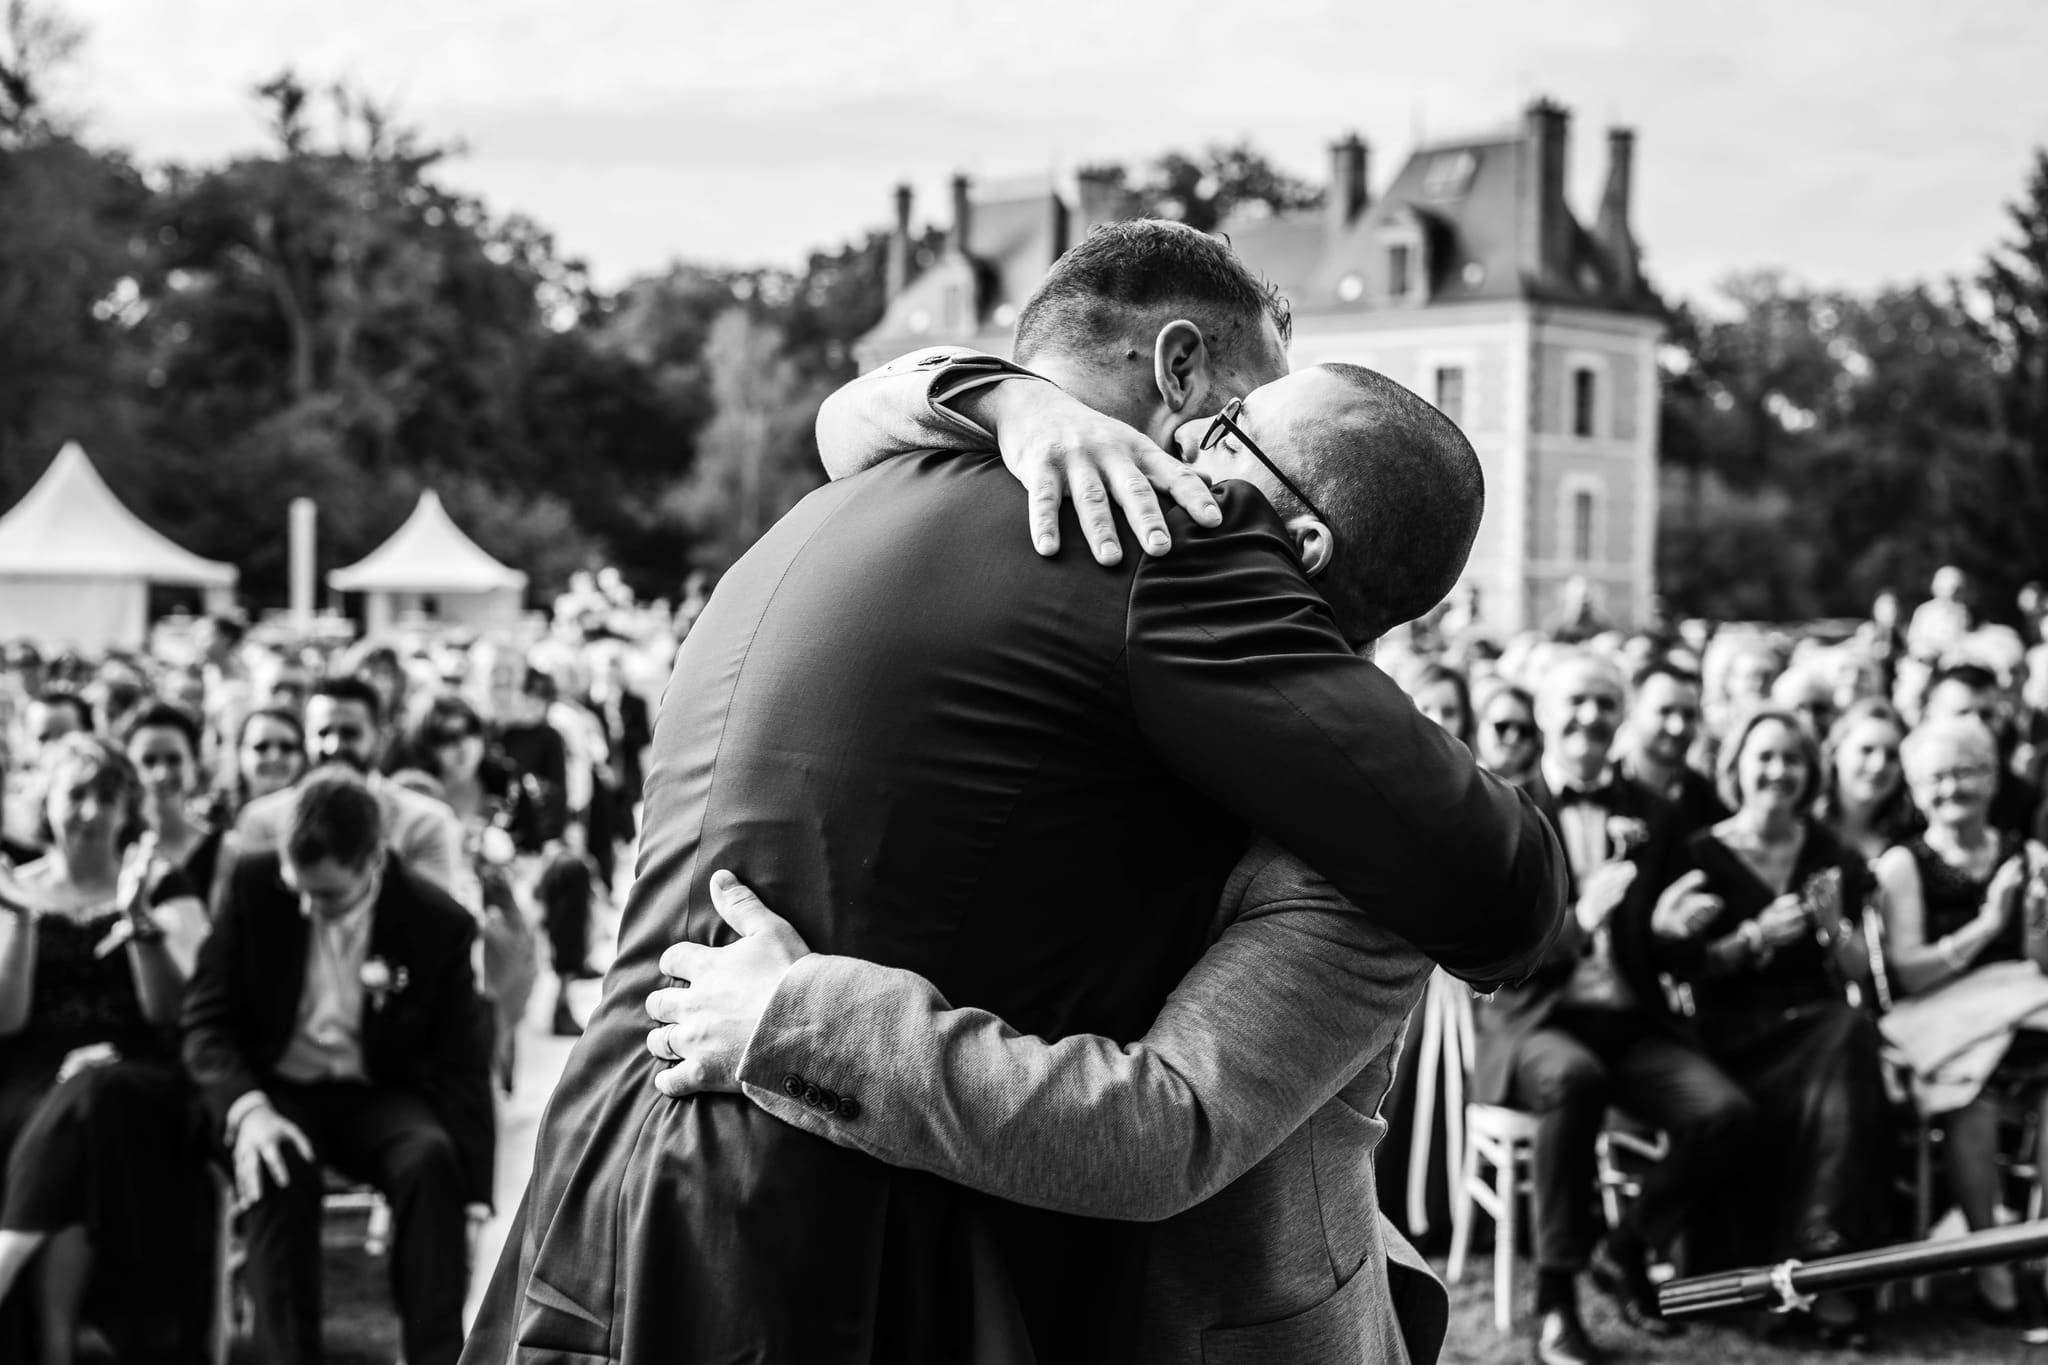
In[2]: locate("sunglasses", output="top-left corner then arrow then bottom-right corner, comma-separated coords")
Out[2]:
1198,398 -> 1331,529
250,740 -> 300,755
1489,720 -> 1536,741
432,730 -> 478,747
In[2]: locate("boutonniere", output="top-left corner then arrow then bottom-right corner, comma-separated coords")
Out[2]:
1607,816 -> 1650,856
361,956 -> 410,1009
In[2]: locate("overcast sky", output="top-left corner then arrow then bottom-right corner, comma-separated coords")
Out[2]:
53,0 -> 2048,305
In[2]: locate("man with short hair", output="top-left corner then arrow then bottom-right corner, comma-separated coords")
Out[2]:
633,355 -> 1501,1365
1618,662 -> 1726,835
220,675 -> 465,901
182,768 -> 493,1365
465,219 -> 1563,1365
1476,653 -> 1752,1364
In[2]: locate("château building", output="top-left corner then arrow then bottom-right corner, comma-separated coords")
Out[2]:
855,98 -> 1665,633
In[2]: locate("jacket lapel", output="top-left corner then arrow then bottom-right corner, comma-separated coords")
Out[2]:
264,878 -> 313,1049
360,854 -> 408,1071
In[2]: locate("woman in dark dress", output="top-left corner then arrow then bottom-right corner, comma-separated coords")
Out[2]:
1652,707 -> 1890,1342
0,735 -> 212,1365
123,702 -> 224,904
1875,713 -> 2048,1327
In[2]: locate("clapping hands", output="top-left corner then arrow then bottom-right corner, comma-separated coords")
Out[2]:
1651,869 -> 1723,941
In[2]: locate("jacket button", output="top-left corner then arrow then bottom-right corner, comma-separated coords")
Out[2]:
836,1096 -> 862,1122
818,1088 -> 840,1115
782,1074 -> 804,1099
802,1082 -> 824,1108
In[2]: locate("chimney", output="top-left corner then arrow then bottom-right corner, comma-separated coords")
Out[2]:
885,183 -> 913,300
1520,98 -> 1571,287
1076,168 -> 1134,237
950,173 -> 973,257
1594,127 -> 1640,296
1327,133 -> 1369,235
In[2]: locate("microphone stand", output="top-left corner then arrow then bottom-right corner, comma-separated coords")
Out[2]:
1660,1220 -> 2048,1318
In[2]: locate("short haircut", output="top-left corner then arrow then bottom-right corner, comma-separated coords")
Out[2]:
206,614 -> 247,648
1631,659 -> 1702,695
122,701 -> 202,756
1012,219 -> 1291,369
32,688 -> 93,733
310,674 -> 383,726
285,768 -> 384,871
1294,363 -> 1483,644
1900,714 -> 1998,787
1929,662 -> 1999,697
1715,706 -> 1823,813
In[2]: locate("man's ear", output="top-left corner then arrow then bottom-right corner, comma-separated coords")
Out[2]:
1151,320 -> 1212,415
1287,515 -> 1335,579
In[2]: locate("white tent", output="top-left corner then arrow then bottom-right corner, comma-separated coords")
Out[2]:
0,442 -> 237,651
328,491 -> 527,635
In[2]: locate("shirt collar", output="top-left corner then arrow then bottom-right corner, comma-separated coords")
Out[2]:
1544,756 -> 1615,800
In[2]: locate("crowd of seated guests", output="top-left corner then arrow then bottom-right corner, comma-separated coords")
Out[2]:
1380,566 -> 2048,1362
0,617 -> 661,1364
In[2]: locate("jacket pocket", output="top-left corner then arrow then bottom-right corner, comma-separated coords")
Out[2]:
1199,1251 -> 1405,1365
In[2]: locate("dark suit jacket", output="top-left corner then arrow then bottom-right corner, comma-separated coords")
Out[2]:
465,454 -> 1564,1365
1473,772 -> 1686,1105
181,851 -> 495,1206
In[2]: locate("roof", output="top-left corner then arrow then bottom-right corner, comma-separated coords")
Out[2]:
0,442 -> 236,586
328,491 -> 527,595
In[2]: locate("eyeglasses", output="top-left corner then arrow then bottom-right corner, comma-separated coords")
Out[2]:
1199,398 -> 1330,529
250,741 -> 299,755
1489,720 -> 1536,741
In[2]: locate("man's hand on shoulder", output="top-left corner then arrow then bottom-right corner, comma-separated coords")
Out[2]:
963,379 -> 1222,567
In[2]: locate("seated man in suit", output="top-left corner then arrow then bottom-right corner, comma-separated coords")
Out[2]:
216,675 -> 466,905
635,362 -> 1521,1363
1616,661 -> 1727,836
183,768 -> 494,1365
1476,653 -> 1752,1365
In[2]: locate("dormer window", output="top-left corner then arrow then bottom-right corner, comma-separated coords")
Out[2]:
1421,150 -> 1477,199
1388,245 -> 1412,299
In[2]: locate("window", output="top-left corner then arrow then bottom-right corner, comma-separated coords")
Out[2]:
1421,150 -> 1477,199
1388,245 -> 1411,298
1571,490 -> 1596,563
1434,366 -> 1466,426
1571,366 -> 1598,437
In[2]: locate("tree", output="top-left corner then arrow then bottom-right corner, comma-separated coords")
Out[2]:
663,307 -> 828,573
1077,142 -> 1323,234
0,0 -> 82,144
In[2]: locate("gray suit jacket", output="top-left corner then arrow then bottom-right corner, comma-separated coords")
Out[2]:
736,838 -> 1447,1365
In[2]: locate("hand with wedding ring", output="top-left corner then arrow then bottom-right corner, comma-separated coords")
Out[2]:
644,870 -> 811,1097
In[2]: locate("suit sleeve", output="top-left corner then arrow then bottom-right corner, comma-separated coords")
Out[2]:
732,863 -> 1433,1221
1125,490 -> 1567,990
813,347 -> 1039,479
181,858 -> 263,1133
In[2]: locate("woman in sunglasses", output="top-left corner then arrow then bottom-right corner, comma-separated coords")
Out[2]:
1475,679 -> 1542,790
